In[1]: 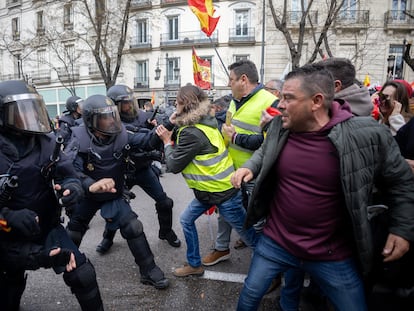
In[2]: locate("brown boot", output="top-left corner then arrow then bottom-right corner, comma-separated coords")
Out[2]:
173,263 -> 204,277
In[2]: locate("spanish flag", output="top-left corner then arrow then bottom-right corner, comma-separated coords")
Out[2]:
192,47 -> 211,90
363,74 -> 371,87
188,0 -> 220,37
150,91 -> 155,105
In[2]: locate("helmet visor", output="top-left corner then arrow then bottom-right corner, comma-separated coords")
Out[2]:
4,93 -> 52,134
91,106 -> 122,135
118,96 -> 139,119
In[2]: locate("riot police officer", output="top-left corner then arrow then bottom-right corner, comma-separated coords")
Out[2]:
0,80 -> 104,310
57,95 -> 84,143
65,94 -> 169,289
94,84 -> 180,254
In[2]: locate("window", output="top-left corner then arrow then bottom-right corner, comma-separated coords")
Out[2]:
388,45 -> 404,79
37,49 -> 47,65
65,44 -> 75,64
14,54 -> 21,78
340,0 -> 357,20
235,10 -> 249,36
37,11 -> 45,34
64,4 -> 73,29
12,18 -> 20,40
136,19 -> 148,43
392,0 -> 407,20
290,0 -> 308,22
167,57 -> 179,82
136,61 -> 148,85
168,16 -> 179,40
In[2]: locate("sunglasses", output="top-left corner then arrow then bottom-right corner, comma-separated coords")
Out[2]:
378,93 -> 391,105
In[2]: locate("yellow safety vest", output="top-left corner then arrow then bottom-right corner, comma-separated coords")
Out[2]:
228,89 -> 276,168
178,124 -> 234,192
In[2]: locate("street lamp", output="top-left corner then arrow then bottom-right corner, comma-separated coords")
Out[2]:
387,54 -> 396,80
154,58 -> 161,80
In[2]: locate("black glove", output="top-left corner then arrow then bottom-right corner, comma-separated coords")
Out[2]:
59,181 -> 84,206
2,208 -> 40,237
38,247 -> 73,269
125,124 -> 139,132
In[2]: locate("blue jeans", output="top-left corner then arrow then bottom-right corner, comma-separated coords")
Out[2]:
237,235 -> 367,311
180,190 -> 257,267
216,181 -> 255,250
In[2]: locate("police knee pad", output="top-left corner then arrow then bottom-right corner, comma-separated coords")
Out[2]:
155,197 -> 173,211
119,211 -> 143,240
63,260 -> 97,291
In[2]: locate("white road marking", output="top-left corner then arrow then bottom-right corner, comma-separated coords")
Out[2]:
201,270 -> 247,284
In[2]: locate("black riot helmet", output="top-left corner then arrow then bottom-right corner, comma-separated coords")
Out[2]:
106,84 -> 139,122
64,95 -> 83,114
0,80 -> 52,135
82,94 -> 122,136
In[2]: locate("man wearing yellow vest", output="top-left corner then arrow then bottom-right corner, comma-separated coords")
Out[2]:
202,60 -> 279,266
155,85 -> 258,277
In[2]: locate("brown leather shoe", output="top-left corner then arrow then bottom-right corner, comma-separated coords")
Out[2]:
173,263 -> 204,277
202,249 -> 230,266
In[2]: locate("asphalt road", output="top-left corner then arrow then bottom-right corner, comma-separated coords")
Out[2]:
20,171 -> 280,311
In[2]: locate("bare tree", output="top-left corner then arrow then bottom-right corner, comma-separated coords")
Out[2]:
73,0 -> 133,90
268,0 -> 346,69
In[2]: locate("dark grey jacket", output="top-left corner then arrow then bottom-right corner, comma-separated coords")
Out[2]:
243,115 -> 414,275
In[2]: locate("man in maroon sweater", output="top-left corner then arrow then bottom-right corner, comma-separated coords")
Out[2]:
232,64 -> 414,311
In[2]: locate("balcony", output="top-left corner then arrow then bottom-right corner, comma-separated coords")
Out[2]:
37,27 -> 46,36
30,70 -> 51,84
56,67 -> 80,82
134,77 -> 149,89
335,10 -> 369,30
160,0 -> 187,7
160,31 -> 218,49
64,22 -> 74,31
228,28 -> 255,46
384,10 -> 414,31
7,0 -> 22,9
12,32 -> 20,41
164,75 -> 181,89
130,35 -> 152,51
286,11 -> 318,29
88,64 -> 102,79
131,0 -> 152,11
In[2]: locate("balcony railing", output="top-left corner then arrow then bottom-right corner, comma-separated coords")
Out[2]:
134,77 -> 149,89
228,27 -> 255,45
7,0 -> 22,9
64,22 -> 74,31
131,0 -> 152,11
37,27 -> 46,36
286,11 -> 318,26
335,10 -> 369,28
164,75 -> 181,89
160,31 -> 218,48
130,35 -> 152,50
12,32 -> 20,41
384,10 -> 414,30
88,64 -> 102,79
30,69 -> 51,84
56,67 -> 80,81
160,0 -> 187,7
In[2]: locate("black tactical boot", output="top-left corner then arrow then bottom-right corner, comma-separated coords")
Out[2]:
140,265 -> 169,289
156,198 -> 181,248
96,229 -> 116,254
127,232 -> 169,289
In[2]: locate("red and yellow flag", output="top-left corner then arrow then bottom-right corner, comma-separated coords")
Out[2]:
363,74 -> 371,87
188,0 -> 220,37
192,47 -> 211,90
150,91 -> 155,105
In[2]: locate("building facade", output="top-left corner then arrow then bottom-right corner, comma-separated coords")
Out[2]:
0,0 -> 413,117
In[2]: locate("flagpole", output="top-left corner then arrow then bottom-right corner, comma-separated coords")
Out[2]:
260,0 -> 265,84
209,37 -> 229,78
